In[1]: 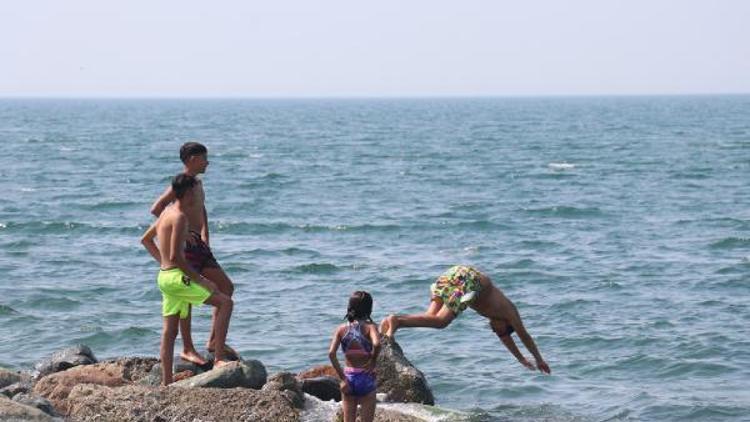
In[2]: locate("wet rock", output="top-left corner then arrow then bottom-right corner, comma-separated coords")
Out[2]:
33,344 -> 97,380
375,336 -> 434,405
0,367 -> 22,389
171,359 -> 267,389
1,380 -> 33,398
0,395 -> 58,421
298,365 -> 340,380
12,393 -> 59,417
66,384 -> 299,421
263,372 -> 305,409
301,376 -> 341,402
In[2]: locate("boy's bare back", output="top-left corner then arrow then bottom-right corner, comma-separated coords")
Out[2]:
155,206 -> 189,270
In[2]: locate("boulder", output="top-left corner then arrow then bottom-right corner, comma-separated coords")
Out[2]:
301,376 -> 341,402
171,359 -> 267,389
12,393 -> 59,417
0,395 -> 59,421
33,361 -> 130,413
0,368 -> 22,389
33,345 -> 97,379
263,372 -> 305,409
298,365 -> 340,380
66,384 -> 299,421
1,381 -> 33,399
375,337 -> 434,405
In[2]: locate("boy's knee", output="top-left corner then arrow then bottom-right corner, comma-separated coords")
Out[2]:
437,316 -> 452,329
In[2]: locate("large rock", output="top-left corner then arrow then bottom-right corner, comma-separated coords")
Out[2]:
301,376 -> 341,402
12,393 -> 59,417
33,345 -> 97,379
33,359 -> 153,413
263,372 -> 305,409
375,337 -> 434,405
298,365 -> 340,380
171,359 -> 267,389
1,381 -> 33,399
66,384 -> 299,421
0,368 -> 22,389
0,395 -> 59,421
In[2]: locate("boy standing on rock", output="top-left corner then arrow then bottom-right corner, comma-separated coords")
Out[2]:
141,174 -> 234,385
150,142 -> 238,364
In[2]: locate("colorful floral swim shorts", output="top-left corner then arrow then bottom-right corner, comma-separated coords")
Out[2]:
430,265 -> 483,315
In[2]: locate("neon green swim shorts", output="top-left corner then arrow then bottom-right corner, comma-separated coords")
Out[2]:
157,268 -> 211,319
430,265 -> 483,316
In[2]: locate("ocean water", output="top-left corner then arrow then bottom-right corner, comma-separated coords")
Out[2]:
1,96 -> 749,421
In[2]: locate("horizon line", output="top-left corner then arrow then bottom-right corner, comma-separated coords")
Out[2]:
1,92 -> 749,100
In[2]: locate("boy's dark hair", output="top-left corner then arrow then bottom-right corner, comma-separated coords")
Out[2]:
180,142 -> 208,164
172,173 -> 197,199
345,291 -> 373,323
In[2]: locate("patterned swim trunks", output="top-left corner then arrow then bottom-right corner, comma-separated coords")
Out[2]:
185,230 -> 220,273
430,265 -> 483,315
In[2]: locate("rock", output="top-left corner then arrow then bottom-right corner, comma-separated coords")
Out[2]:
33,345 -> 97,380
66,384 -> 299,421
375,336 -> 434,405
1,381 -> 33,398
0,395 -> 58,421
301,376 -> 341,402
12,393 -> 59,417
298,364 -> 340,380
263,372 -> 305,409
171,359 -> 267,389
33,362 -> 130,413
100,356 -> 160,383
0,368 -> 22,389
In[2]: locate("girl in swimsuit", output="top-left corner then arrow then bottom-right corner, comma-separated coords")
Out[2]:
328,291 -> 381,422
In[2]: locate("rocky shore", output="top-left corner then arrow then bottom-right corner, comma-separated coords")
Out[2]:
0,338 -> 470,421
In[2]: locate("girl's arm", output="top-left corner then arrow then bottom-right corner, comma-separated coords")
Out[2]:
140,223 -> 161,264
150,186 -> 175,217
327,326 -> 350,394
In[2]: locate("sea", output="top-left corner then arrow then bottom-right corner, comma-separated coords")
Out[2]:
0,96 -> 748,421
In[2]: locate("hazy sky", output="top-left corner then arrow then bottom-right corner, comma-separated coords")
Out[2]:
2,1 -> 749,97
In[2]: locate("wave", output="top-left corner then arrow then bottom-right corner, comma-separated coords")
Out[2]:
214,221 -> 401,235
0,304 -> 19,315
524,206 -> 605,219
548,162 -> 576,171
288,263 -> 342,274
710,236 -> 750,249
0,221 -> 144,235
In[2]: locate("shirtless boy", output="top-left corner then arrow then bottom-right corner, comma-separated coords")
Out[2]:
380,265 -> 551,374
141,174 -> 234,385
150,142 -> 237,363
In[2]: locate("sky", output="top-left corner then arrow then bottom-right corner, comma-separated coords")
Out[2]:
1,0 -> 749,97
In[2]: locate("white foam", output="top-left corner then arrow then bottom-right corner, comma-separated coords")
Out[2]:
548,162 -> 576,170
300,394 -> 338,422
300,394 -> 472,422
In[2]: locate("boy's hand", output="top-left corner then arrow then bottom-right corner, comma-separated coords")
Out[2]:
520,358 -> 535,370
197,276 -> 218,294
536,359 -> 551,374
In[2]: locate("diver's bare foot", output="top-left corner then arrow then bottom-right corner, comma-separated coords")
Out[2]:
180,351 -> 208,366
380,315 -> 398,338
